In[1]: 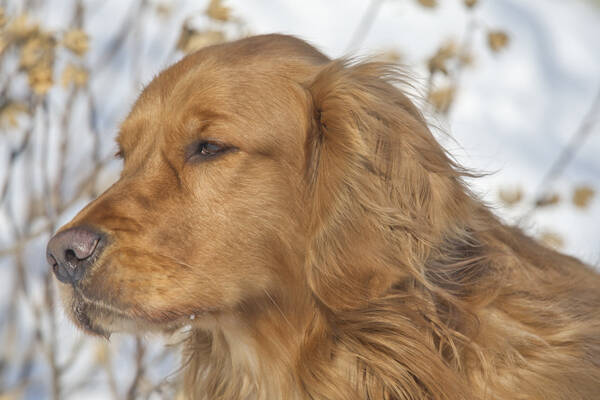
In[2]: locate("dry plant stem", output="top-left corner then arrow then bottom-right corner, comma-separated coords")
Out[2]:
41,98 -> 55,222
57,155 -> 114,215
1,223 -> 55,257
51,86 -> 78,213
523,87 -> 600,219
346,0 -> 384,53
130,0 -> 148,88
0,154 -> 115,257
141,346 -> 180,398
53,0 -> 84,213
443,18 -> 477,112
2,254 -> 38,386
86,90 -> 101,164
62,362 -> 106,398
104,352 -> 121,400
29,100 -> 62,399
143,379 -> 178,400
37,8 -> 87,397
126,337 -> 146,400
143,374 -> 177,399
0,254 -> 23,389
0,145 -> 42,395
0,251 -> 42,393
0,1 -> 172,398
86,90 -> 103,199
43,272 -> 61,400
94,0 -> 146,75
58,337 -> 85,375
0,118 -> 34,206
426,17 -> 478,111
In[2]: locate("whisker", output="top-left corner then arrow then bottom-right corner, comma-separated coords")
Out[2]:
151,252 -> 220,291
263,288 -> 295,333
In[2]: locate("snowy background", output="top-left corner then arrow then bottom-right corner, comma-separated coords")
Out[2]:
0,0 -> 599,398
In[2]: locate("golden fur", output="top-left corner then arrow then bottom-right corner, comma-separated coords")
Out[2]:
51,34 -> 600,399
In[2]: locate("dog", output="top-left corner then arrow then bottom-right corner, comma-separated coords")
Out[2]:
47,34 -> 600,399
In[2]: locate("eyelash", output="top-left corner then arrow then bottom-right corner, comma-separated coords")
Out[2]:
187,140 -> 231,162
115,142 -> 232,163
197,142 -> 224,157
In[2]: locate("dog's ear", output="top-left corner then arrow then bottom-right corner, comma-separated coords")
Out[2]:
304,60 -> 470,310
302,60 -> 475,399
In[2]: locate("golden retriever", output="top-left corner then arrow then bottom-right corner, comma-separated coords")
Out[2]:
47,34 -> 600,399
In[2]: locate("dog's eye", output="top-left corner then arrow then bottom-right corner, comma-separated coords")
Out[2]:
198,142 -> 223,156
186,140 -> 230,162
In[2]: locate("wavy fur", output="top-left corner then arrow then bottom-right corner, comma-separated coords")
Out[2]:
51,35 -> 600,399
182,40 -> 600,399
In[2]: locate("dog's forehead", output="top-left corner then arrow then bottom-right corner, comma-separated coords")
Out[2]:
146,34 -> 328,99
118,35 -> 327,156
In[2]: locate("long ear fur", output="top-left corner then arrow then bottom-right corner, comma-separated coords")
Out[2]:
303,60 -> 493,399
305,59 -> 483,306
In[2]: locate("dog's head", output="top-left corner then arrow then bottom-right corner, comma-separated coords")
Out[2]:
47,34 -> 463,337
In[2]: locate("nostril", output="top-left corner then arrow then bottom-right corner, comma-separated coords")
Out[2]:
71,237 -> 100,260
65,249 -> 76,262
47,227 -> 105,284
51,262 -> 59,276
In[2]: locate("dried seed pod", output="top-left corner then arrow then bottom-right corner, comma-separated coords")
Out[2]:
62,29 -> 89,56
572,186 -> 595,209
488,30 -> 509,52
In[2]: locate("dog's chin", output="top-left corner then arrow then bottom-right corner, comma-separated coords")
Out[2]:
65,292 -> 137,338
62,288 -> 217,338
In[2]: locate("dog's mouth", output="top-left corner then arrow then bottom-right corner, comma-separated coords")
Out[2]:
69,289 -> 135,338
67,287 -> 219,338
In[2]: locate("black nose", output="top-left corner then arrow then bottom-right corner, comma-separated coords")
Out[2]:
47,227 -> 103,284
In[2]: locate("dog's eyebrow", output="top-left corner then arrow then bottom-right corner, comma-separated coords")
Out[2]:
161,150 -> 183,189
183,109 -> 229,133
192,120 -> 212,137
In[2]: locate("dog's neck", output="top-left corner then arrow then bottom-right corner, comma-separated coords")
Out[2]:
182,292 -> 322,400
181,263 -> 471,400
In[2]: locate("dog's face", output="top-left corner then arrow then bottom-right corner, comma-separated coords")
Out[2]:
47,36 -> 328,336
47,35 -> 446,337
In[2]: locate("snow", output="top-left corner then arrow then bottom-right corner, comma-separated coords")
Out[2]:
217,0 -> 600,263
1,0 -> 599,398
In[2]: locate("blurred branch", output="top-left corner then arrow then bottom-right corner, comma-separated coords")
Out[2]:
0,1 -> 180,398
104,351 -> 120,400
523,87 -> 600,218
0,152 -> 114,258
44,273 -> 61,400
63,363 -> 105,399
428,18 -> 478,96
345,0 -> 384,53
51,86 -> 79,214
94,0 -> 146,74
58,337 -> 85,375
0,112 -> 35,205
126,337 -> 146,400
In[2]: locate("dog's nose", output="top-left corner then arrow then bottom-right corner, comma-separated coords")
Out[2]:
47,227 -> 102,284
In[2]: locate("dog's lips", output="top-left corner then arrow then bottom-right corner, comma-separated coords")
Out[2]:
68,288 -> 219,337
69,292 -> 118,338
69,285 -> 143,337
71,297 -> 112,338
